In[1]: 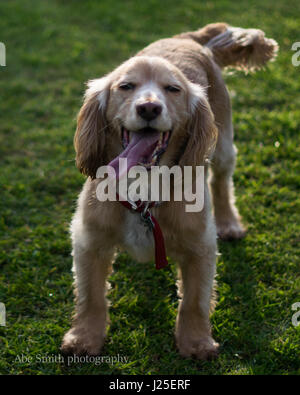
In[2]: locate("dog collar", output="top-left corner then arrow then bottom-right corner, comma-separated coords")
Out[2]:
116,195 -> 168,270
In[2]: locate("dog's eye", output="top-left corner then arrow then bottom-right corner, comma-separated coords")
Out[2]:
119,83 -> 135,91
165,85 -> 181,93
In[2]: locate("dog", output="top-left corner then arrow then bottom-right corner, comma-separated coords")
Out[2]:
61,23 -> 278,360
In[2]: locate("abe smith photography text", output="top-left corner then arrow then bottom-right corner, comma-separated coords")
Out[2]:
14,353 -> 129,366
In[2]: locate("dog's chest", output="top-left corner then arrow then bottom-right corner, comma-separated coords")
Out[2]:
122,211 -> 155,263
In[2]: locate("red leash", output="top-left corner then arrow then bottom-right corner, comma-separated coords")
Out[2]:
116,195 -> 168,270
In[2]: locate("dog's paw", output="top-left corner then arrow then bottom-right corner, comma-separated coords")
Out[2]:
177,335 -> 219,360
61,326 -> 105,356
217,220 -> 246,241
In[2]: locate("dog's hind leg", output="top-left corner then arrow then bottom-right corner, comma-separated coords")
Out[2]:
209,111 -> 246,240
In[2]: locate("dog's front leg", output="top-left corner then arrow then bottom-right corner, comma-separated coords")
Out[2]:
175,247 -> 219,360
61,245 -> 113,356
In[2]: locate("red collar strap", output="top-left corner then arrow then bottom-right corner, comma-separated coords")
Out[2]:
116,194 -> 168,270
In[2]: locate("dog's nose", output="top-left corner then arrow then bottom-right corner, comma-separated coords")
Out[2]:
136,102 -> 162,122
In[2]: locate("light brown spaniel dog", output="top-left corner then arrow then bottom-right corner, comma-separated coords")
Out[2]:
61,23 -> 278,360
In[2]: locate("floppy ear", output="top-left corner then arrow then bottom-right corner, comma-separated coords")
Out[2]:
74,76 -> 111,178
179,83 -> 217,166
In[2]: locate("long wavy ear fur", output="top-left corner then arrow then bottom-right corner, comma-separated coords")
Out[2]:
180,83 -> 218,167
74,77 -> 110,178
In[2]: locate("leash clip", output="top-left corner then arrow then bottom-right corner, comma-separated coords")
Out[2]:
140,202 -> 155,229
127,199 -> 140,211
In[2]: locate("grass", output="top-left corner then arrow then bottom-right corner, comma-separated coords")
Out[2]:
0,0 -> 299,375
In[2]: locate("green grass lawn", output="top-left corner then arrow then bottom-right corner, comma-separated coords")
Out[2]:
0,0 -> 299,375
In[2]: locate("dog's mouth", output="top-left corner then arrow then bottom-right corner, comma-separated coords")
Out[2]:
122,127 -> 170,167
108,127 -> 171,180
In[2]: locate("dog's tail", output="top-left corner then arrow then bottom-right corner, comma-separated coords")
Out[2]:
177,23 -> 279,72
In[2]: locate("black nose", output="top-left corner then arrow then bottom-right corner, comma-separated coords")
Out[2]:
136,102 -> 162,122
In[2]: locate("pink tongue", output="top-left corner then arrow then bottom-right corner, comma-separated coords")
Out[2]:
108,131 -> 160,179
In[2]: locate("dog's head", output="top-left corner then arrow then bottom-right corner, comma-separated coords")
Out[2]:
74,56 -> 217,179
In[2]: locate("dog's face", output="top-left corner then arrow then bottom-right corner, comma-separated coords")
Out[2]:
107,57 -> 190,133
74,56 -> 217,178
